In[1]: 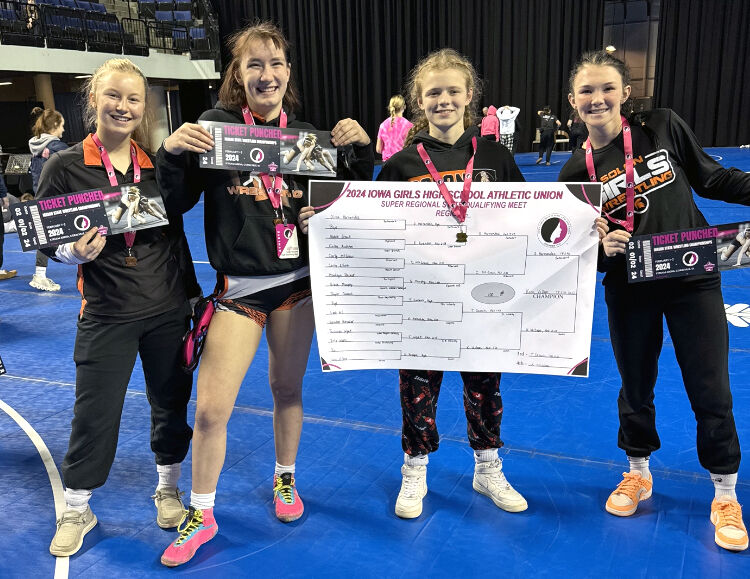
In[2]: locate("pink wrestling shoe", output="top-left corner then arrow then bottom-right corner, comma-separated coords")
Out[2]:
160,506 -> 218,567
273,473 -> 304,522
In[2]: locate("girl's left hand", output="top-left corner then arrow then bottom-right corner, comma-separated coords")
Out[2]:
331,119 -> 371,147
595,217 -> 609,241
298,206 -> 315,234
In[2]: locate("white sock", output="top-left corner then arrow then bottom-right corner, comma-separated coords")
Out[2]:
156,463 -> 181,490
474,448 -> 499,463
190,490 -> 216,510
627,456 -> 651,479
275,462 -> 295,476
711,472 -> 738,500
64,488 -> 92,513
404,453 -> 428,468
35,266 -> 46,278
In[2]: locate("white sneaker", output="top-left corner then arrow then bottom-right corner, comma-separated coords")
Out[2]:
395,464 -> 427,519
30,274 -> 61,292
473,459 -> 528,512
49,506 -> 97,557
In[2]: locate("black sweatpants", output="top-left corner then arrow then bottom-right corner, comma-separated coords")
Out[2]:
61,303 -> 193,490
538,130 -> 555,163
399,369 -> 504,456
35,250 -> 48,268
604,275 -> 740,474
0,216 -> 4,270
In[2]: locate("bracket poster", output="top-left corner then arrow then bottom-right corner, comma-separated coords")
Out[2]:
307,181 -> 602,376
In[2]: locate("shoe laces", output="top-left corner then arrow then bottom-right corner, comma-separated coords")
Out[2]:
714,499 -> 745,530
274,473 -> 296,504
480,460 -> 511,489
57,509 -> 87,528
400,471 -> 424,498
152,488 -> 184,501
614,472 -> 647,500
174,508 -> 203,546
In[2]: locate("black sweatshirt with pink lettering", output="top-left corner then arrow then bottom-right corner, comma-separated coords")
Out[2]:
156,103 -> 373,277
558,108 -> 750,284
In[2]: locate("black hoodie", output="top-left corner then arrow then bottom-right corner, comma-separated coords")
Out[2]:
156,103 -> 374,277
377,126 -> 523,184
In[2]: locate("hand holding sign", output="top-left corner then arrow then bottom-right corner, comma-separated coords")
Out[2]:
71,227 -> 107,263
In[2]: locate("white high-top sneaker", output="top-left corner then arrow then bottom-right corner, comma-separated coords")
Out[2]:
395,464 -> 427,519
473,459 -> 528,512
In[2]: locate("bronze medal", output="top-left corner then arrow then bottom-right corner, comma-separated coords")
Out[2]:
456,231 -> 468,243
273,218 -> 283,225
125,245 -> 137,267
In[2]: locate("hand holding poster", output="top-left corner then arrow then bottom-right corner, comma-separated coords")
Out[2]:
307,180 -> 602,376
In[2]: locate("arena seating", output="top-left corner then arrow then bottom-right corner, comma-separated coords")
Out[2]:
0,0 -> 216,62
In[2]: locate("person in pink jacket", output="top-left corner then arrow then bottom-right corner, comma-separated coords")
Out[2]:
376,95 -> 413,161
480,105 -> 500,141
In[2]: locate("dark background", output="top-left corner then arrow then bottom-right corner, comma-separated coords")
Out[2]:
211,0 -> 605,153
655,0 -> 750,147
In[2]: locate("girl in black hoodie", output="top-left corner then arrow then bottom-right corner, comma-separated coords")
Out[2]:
158,21 -> 373,567
377,48 -> 528,520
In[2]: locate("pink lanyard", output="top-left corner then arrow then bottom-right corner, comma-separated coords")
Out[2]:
585,115 -> 635,232
242,105 -> 288,222
416,136 -> 477,223
91,133 -> 140,248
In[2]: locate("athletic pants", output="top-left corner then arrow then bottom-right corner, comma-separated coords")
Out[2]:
0,217 -> 4,270
61,303 -> 193,490
604,275 -> 740,474
500,134 -> 514,152
399,369 -> 503,456
35,250 -> 48,268
538,130 -> 555,163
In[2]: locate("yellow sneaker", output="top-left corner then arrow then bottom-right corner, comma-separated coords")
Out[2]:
605,472 -> 652,516
710,496 -> 749,551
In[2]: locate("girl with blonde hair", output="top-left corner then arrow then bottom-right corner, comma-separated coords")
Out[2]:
376,94 -> 413,161
40,57 -> 198,558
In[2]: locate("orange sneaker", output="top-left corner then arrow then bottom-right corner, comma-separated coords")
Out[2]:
605,472 -> 653,516
710,496 -> 749,551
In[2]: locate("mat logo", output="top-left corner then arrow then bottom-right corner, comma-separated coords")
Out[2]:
724,303 -> 750,327
601,149 -> 675,218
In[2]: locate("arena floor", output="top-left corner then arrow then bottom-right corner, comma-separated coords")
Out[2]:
1,148 -> 749,577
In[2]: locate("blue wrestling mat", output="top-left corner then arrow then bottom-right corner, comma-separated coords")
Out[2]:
1,147 -> 749,577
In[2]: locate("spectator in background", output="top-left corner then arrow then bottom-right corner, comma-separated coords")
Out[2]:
28,107 -> 67,291
376,95 -> 413,162
498,105 -> 520,153
480,105 -> 499,141
536,105 -> 560,165
567,109 -> 588,151
0,171 -> 17,280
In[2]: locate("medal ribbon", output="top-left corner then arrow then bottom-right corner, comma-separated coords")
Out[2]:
242,106 -> 288,219
585,115 -> 635,232
90,133 -> 140,249
416,136 -> 477,223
